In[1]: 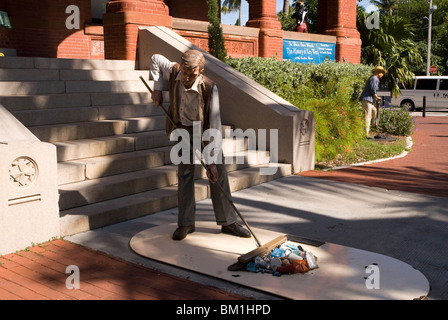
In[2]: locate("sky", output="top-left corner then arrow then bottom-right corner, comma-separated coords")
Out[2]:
220,0 -> 377,26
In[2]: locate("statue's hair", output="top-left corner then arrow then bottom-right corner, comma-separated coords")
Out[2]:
180,50 -> 205,71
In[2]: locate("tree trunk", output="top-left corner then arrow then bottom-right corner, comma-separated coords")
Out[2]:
283,0 -> 290,15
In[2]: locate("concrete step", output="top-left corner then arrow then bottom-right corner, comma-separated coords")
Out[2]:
58,149 -> 167,184
23,112 -> 167,138
54,135 -> 137,162
131,125 -> 235,164
0,94 -> 92,111
91,91 -> 163,106
60,185 -> 179,237
0,85 -> 161,112
98,103 -> 165,120
0,79 -> 149,96
0,81 -> 66,95
123,115 -> 166,133
53,130 -> 172,162
192,150 -> 272,180
65,80 -> 148,94
0,68 -> 149,82
59,69 -> 149,81
0,81 -> 162,113
127,129 -> 245,153
12,107 -> 99,126
125,130 -> 174,151
29,120 -> 127,143
59,163 -> 292,236
58,165 -> 179,211
3,99 -> 164,126
0,68 -> 60,81
0,56 -> 139,71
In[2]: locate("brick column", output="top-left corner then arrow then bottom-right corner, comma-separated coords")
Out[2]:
103,0 -> 171,60
318,0 -> 361,63
246,0 -> 283,59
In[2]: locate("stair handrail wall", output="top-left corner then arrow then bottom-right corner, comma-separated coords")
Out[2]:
0,103 -> 39,142
0,104 -> 60,255
137,26 -> 315,173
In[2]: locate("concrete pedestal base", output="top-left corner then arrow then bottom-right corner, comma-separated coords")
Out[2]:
130,221 -> 429,300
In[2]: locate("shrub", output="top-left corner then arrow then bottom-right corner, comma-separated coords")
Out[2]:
378,107 -> 415,136
225,57 -> 373,162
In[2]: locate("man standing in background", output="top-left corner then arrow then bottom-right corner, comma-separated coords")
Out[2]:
360,66 -> 387,136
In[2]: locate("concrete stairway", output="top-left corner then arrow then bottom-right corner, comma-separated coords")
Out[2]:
0,57 -> 291,236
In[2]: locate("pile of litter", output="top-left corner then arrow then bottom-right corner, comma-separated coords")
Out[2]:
245,241 -> 318,276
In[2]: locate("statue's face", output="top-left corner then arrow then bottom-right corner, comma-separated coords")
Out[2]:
180,64 -> 203,89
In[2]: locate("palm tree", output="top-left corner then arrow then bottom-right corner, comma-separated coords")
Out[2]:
221,0 -> 242,25
283,0 -> 291,15
358,11 -> 423,97
370,0 -> 399,16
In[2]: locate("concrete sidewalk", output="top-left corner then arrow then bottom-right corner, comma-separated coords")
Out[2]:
1,115 -> 447,300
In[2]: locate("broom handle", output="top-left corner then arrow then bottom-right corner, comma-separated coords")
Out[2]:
140,76 -> 262,247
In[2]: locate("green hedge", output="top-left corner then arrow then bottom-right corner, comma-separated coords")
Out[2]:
225,57 -> 372,162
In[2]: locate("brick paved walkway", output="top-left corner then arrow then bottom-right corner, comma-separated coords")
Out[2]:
300,116 -> 448,198
0,239 -> 245,300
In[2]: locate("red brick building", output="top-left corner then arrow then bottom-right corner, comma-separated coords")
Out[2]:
0,0 -> 361,63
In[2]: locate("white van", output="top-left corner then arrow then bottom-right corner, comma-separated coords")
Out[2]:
391,76 -> 448,111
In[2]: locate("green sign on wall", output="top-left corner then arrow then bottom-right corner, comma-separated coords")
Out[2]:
283,39 -> 335,64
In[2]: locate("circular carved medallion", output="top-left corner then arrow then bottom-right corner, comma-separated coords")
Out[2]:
9,157 -> 38,188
